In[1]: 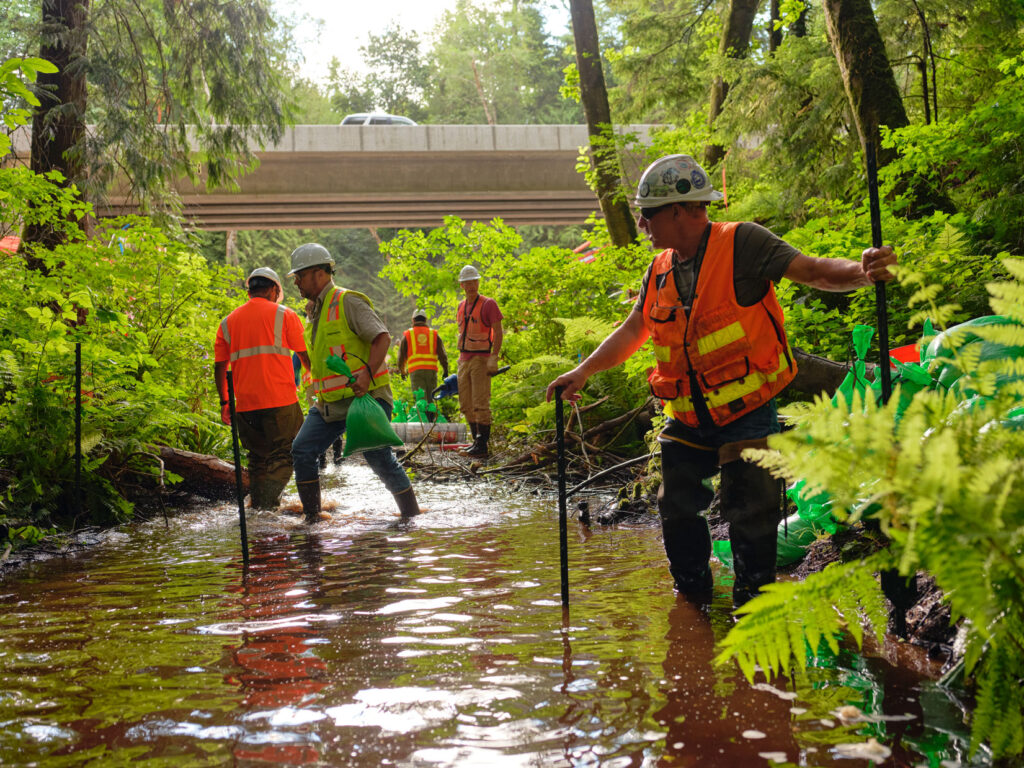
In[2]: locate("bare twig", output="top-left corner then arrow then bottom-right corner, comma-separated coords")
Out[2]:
567,451 -> 658,498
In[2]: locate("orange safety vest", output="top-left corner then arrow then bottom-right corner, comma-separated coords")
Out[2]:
218,299 -> 301,411
642,221 -> 797,428
403,326 -> 439,372
457,295 -> 493,353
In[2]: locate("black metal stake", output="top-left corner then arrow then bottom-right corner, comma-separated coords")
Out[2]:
865,141 -> 892,403
866,141 -> 914,638
74,341 -> 82,520
226,371 -> 249,566
555,386 -> 569,614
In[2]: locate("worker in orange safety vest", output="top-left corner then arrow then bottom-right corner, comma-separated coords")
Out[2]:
546,154 -> 897,608
215,267 -> 311,510
398,308 -> 449,421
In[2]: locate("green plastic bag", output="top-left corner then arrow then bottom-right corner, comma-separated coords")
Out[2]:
325,355 -> 404,456
343,394 -> 404,457
713,481 -> 840,569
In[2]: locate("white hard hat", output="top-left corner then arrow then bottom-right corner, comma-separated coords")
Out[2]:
634,155 -> 724,208
246,267 -> 283,302
412,308 -> 427,320
458,265 -> 481,282
287,243 -> 335,276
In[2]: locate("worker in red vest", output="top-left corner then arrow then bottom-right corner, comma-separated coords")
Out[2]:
456,265 -> 504,457
215,267 -> 311,510
398,309 -> 449,421
546,154 -> 896,608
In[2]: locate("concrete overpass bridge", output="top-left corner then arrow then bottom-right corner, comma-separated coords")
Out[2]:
10,124 -> 656,230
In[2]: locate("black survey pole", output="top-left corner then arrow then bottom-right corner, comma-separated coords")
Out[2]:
555,387 -> 569,613
226,371 -> 249,566
865,141 -> 892,403
74,341 -> 82,519
866,142 -> 916,638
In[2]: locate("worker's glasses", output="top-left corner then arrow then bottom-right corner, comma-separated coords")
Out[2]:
639,204 -> 672,221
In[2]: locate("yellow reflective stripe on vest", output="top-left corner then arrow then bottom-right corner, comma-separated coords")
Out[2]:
696,321 -> 745,357
653,343 -> 672,363
665,354 -> 790,418
227,305 -> 291,363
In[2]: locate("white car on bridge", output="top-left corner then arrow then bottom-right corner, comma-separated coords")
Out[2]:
340,113 -> 417,126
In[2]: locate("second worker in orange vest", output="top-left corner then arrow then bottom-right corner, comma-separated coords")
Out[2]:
398,309 -> 449,421
215,268 -> 311,510
456,265 -> 503,458
546,154 -> 897,608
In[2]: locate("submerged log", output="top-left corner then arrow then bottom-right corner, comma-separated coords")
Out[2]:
158,446 -> 248,501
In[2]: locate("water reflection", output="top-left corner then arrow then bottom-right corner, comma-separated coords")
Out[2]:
0,464 -> 980,767
655,599 -> 799,765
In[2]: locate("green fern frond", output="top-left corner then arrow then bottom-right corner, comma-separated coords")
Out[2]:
971,643 -> 1024,758
715,560 -> 887,683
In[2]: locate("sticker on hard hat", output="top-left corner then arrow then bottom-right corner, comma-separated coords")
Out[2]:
675,179 -> 692,194
691,171 -> 706,189
640,182 -> 650,197
661,168 -> 679,185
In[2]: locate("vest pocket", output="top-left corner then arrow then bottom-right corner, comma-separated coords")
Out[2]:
649,302 -> 680,324
648,375 -> 683,401
700,357 -> 751,391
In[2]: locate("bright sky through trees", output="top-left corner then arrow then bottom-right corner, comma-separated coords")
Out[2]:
276,0 -> 568,82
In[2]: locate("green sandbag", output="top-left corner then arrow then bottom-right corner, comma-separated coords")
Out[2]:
343,394 -> 404,457
324,355 -> 404,456
923,315 -> 1024,397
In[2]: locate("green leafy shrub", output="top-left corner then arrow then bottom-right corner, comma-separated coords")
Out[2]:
1,210 -> 243,531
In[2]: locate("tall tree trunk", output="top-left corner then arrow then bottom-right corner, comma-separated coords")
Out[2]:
789,3 -> 808,37
569,0 -> 637,247
704,0 -> 760,169
768,0 -> 782,53
821,0 -> 908,168
23,0 -> 91,256
822,0 -> 953,215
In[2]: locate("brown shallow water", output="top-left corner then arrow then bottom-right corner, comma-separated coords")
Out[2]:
0,462 -> 982,767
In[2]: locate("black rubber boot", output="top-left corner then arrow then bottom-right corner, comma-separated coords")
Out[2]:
463,423 -> 490,457
661,517 -> 714,602
331,438 -> 343,465
296,479 -> 321,525
393,487 -> 420,518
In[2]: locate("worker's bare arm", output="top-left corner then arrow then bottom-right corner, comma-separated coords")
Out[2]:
545,310 -> 649,402
784,246 -> 896,291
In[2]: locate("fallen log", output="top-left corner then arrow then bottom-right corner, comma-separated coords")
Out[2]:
790,347 -> 873,397
157,446 -> 248,501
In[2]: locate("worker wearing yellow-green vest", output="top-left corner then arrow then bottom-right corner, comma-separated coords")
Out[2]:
288,243 -> 420,523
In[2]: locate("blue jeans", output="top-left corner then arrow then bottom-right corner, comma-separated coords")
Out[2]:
292,400 -> 411,494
